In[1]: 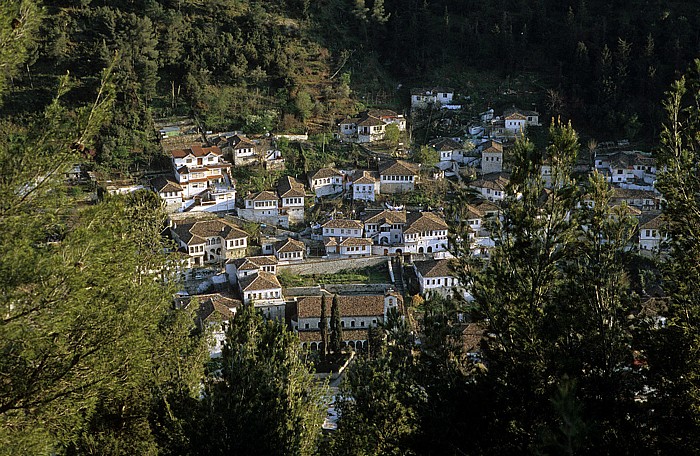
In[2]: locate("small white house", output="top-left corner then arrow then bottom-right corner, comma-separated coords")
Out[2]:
308,168 -> 343,198
325,236 -> 373,257
273,237 -> 306,263
414,259 -> 462,298
238,271 -> 285,320
351,171 -> 380,202
639,212 -> 666,252
411,87 -> 454,108
322,219 -> 364,238
226,255 -> 278,284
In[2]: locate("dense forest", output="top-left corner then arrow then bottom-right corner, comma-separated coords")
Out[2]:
2,0 -> 700,455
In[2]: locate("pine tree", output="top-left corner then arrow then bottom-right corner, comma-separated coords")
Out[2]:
320,293 -> 328,359
201,304 -> 325,455
330,293 -> 343,354
642,59 -> 700,452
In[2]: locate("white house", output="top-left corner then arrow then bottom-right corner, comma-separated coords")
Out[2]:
308,168 -> 343,198
244,190 -> 279,218
429,137 -> 465,162
469,173 -> 509,202
351,171 -> 380,202
378,160 -> 419,194
293,291 -> 402,351
324,236 -> 373,257
480,140 -> 503,174
226,255 -> 278,284
503,106 -> 540,135
595,151 -> 657,188
228,134 -> 258,165
170,145 -> 234,199
151,176 -> 183,208
403,211 -> 449,254
336,109 -> 406,143
639,212 -> 666,252
363,210 -> 407,247
171,218 -> 248,267
322,219 -> 364,238
238,271 -> 285,320
411,87 -> 454,108
414,259 -> 462,298
277,176 -> 306,225
611,188 -> 662,211
273,237 -> 306,263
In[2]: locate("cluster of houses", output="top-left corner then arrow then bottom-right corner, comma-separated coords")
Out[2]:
147,88 -> 670,362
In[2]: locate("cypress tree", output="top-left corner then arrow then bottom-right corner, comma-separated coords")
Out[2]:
330,294 -> 343,354
320,293 -> 328,359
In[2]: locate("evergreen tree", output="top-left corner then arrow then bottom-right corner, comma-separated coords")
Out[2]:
320,293 -> 328,359
330,293 -> 343,354
201,304 -> 325,455
642,58 -> 700,452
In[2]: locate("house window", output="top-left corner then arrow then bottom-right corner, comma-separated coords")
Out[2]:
341,321 -> 345,328
305,323 -> 309,329
351,321 -> 356,327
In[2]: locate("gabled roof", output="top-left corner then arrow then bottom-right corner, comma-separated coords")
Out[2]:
505,112 -> 527,120
481,140 -> 503,154
182,293 -> 241,323
231,134 -> 257,150
297,294 -> 392,318
504,106 -> 539,117
171,145 -> 222,159
469,173 -> 510,191
326,236 -> 372,247
353,170 -> 378,184
151,176 -> 183,193
246,190 -> 279,202
277,175 -> 306,198
322,219 -> 363,230
429,137 -> 463,152
357,116 -> 385,127
415,259 -> 456,278
309,168 -> 342,180
612,188 -> 660,200
640,212 -> 664,230
239,271 -> 281,292
405,212 -> 449,234
472,200 -> 501,214
173,219 -> 248,245
338,237 -> 372,246
379,160 -> 419,176
363,209 -> 407,225
274,237 -> 305,253
410,87 -> 454,95
367,109 -> 401,119
228,255 -> 278,271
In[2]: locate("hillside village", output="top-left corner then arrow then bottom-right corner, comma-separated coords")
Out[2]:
80,87 -> 668,364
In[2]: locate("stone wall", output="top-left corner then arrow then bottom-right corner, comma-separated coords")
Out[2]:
278,256 -> 386,275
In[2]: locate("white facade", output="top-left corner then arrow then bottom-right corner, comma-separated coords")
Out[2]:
404,230 -> 449,254
310,175 -> 343,198
411,89 -> 454,108
352,181 -> 379,201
